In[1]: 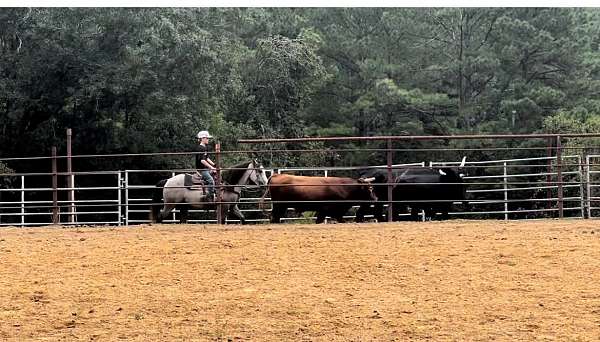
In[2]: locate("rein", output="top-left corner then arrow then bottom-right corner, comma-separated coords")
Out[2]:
222,162 -> 260,196
224,181 -> 242,196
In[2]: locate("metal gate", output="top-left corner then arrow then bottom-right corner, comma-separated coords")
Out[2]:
0,171 -> 122,226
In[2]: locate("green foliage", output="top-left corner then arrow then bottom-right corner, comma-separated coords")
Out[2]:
0,8 -> 599,173
543,111 -> 585,134
543,109 -> 600,156
0,161 -> 14,192
0,162 -> 13,174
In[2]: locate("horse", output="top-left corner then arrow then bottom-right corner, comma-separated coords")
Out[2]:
150,159 -> 268,224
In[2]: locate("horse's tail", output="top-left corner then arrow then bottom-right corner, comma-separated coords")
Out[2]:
150,179 -> 168,223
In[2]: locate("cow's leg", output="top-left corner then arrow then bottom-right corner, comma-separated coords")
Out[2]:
270,204 -> 285,223
410,207 -> 420,221
373,203 -> 385,222
439,204 -> 451,220
425,207 -> 435,221
178,205 -> 189,223
360,203 -> 384,222
389,202 -> 408,221
392,204 -> 405,222
355,204 -> 369,223
315,211 -> 326,224
334,210 -> 346,223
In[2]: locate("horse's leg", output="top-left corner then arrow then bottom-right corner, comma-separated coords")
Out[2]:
178,205 -> 189,224
229,204 -> 246,225
157,203 -> 176,223
217,204 -> 228,225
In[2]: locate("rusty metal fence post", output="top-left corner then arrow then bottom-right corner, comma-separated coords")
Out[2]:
387,138 -> 393,222
215,142 -> 222,224
51,146 -> 59,224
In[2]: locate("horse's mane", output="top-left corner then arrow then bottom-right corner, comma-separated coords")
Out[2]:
221,161 -> 252,184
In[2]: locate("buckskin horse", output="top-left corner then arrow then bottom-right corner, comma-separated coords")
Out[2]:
150,159 -> 268,224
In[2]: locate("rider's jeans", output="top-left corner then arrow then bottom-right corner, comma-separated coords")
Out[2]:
200,170 -> 215,197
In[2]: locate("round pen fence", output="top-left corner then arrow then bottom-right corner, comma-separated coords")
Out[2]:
1,133 -> 599,226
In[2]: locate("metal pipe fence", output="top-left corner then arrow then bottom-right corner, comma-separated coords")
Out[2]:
1,133 -> 600,226
0,154 -> 595,226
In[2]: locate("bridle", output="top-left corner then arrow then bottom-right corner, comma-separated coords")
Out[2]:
226,160 -> 264,196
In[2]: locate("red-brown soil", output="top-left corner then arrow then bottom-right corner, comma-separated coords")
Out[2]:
1,220 -> 600,341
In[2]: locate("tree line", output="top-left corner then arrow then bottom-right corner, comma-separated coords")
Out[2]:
1,8 -> 599,173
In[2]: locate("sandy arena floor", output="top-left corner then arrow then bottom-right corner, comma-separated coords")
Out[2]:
1,220 -> 600,341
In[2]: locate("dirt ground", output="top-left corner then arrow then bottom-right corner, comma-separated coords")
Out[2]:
1,220 -> 600,341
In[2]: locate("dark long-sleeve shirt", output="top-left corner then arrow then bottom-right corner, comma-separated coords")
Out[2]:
195,144 -> 211,169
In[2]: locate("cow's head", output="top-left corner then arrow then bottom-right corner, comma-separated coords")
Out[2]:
437,156 -> 469,205
357,177 -> 378,201
438,156 -> 467,179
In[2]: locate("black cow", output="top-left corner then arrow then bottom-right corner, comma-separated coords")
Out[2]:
356,158 -> 469,222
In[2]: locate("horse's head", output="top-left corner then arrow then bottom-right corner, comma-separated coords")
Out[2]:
248,158 -> 269,186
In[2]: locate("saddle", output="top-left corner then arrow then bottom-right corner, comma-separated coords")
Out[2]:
184,173 -> 206,193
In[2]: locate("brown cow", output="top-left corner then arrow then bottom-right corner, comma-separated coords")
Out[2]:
266,174 -> 377,224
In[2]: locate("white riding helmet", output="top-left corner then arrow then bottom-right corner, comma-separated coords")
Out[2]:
196,130 -> 212,139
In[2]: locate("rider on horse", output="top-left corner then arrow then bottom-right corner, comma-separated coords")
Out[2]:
196,130 -> 216,201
